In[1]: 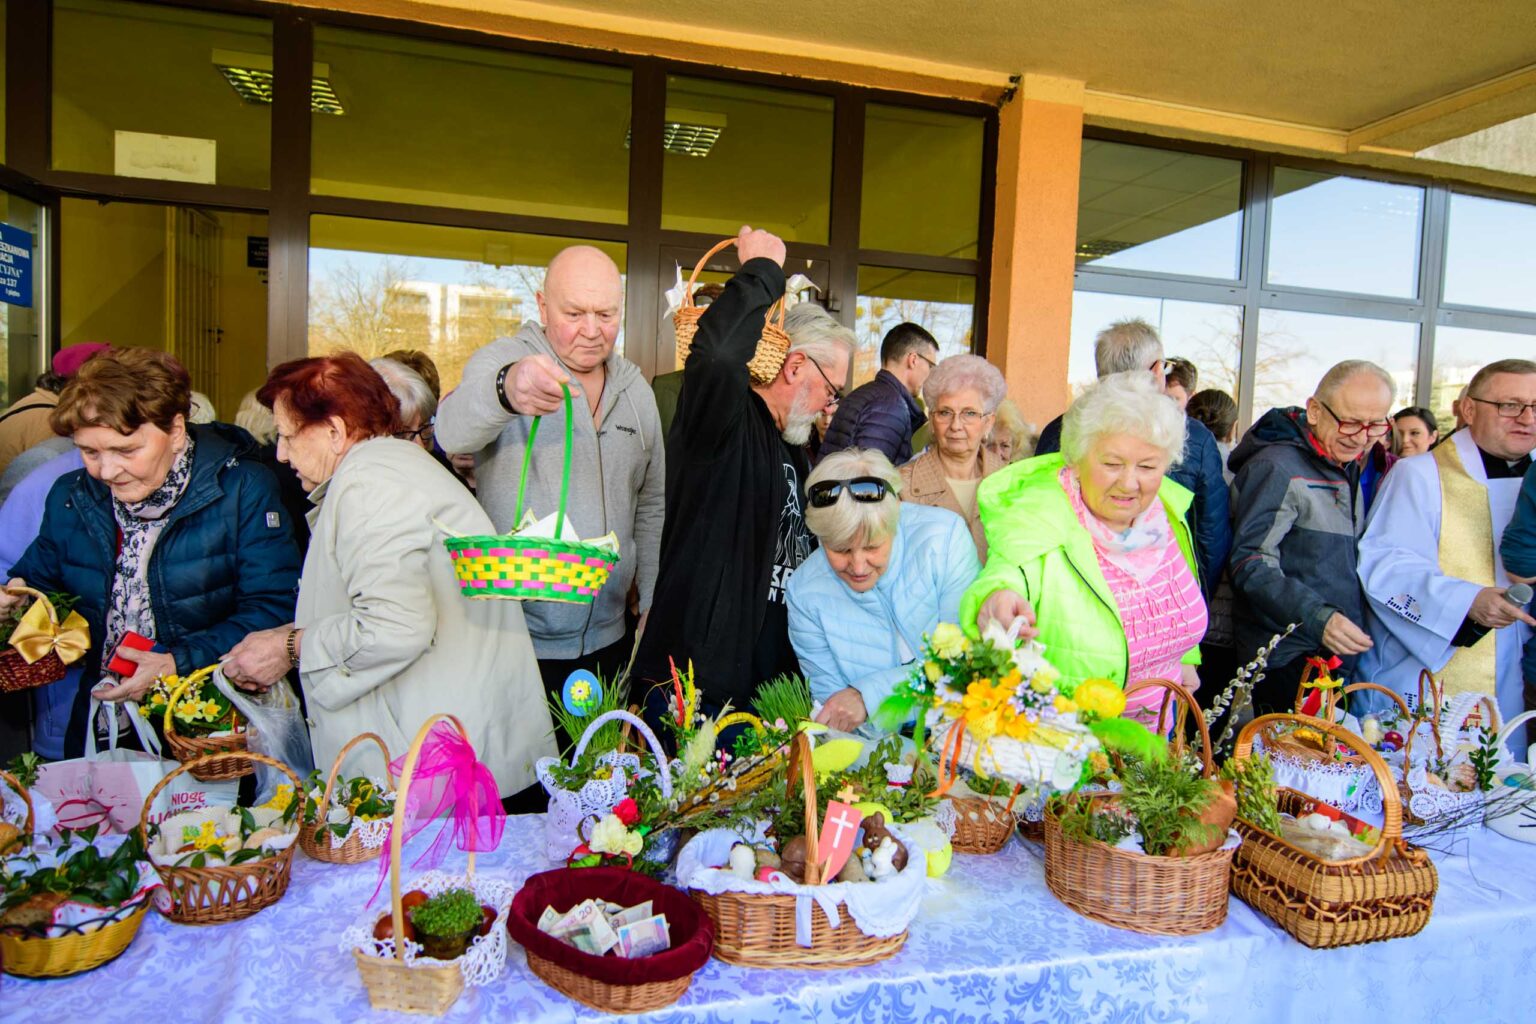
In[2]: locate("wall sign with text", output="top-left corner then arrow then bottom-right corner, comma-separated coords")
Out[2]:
0,223 -> 33,307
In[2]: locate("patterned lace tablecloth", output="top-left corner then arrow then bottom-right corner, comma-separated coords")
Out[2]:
7,815 -> 1535,1023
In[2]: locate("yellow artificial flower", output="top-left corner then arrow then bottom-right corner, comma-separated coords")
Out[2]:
1030,674 -> 1055,694
930,622 -> 968,660
1074,678 -> 1127,719
183,820 -> 229,852
960,677 -> 1012,741
259,783 -> 295,813
923,661 -> 942,683
1053,695 -> 1078,715
1003,716 -> 1038,742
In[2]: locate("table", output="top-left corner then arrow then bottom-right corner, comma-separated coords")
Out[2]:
8,818 -> 1534,1023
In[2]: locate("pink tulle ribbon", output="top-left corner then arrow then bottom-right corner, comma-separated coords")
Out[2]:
370,721 -> 505,903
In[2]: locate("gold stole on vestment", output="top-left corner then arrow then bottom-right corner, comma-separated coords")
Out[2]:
1432,440 -> 1497,697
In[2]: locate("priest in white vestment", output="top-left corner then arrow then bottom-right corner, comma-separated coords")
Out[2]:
1357,359 -> 1536,727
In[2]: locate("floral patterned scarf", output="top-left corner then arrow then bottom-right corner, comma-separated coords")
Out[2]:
104,438 -> 196,662
1060,465 -> 1172,584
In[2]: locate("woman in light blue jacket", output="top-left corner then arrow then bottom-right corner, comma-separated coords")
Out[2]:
787,448 -> 981,733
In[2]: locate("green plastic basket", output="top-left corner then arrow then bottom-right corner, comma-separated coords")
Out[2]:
444,384 -> 619,603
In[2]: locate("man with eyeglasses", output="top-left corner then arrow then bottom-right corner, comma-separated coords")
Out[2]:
1228,360 -> 1397,713
1358,358 -> 1536,725
635,226 -> 857,714
817,321 -> 939,466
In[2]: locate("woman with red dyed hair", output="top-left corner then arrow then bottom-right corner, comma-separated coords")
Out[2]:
222,352 -> 554,798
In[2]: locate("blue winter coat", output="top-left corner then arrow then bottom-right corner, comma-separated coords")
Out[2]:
786,503 -> 981,723
818,369 -> 926,466
1500,462 -> 1536,687
8,423 -> 300,756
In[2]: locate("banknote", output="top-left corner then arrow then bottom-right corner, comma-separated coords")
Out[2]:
615,913 -> 671,958
536,906 -> 562,933
607,900 -> 653,929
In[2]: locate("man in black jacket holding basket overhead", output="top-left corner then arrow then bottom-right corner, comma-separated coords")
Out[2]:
635,226 -> 855,716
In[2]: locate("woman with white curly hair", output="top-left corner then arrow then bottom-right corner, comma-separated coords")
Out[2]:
898,354 -> 1008,558
787,448 -> 980,732
961,371 -> 1205,715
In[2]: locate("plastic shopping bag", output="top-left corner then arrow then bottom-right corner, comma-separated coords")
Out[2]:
211,668 -> 314,803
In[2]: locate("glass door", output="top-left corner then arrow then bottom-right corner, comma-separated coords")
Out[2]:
0,189 -> 45,408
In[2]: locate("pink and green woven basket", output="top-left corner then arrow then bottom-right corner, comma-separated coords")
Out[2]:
444,385 -> 619,604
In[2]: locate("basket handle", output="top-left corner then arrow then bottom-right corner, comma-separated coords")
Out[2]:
1342,681 -> 1411,720
681,238 -> 739,312
0,769 -> 34,836
313,732 -> 396,832
511,383 -> 575,542
385,713 -> 474,964
162,663 -> 225,741
784,731 -> 823,885
1124,678 -> 1214,777
138,749 -> 304,847
2,585 -> 58,627
570,709 -> 673,799
1496,710 -> 1536,762
1235,712 -> 1401,862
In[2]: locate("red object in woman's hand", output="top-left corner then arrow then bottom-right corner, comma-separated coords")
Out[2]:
107,631 -> 154,676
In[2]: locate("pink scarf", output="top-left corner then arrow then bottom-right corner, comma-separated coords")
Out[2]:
1060,466 -> 1172,583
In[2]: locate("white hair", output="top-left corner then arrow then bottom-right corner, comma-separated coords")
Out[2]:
921,354 -> 1006,413
188,390 -> 217,424
783,302 -> 856,371
370,357 -> 437,424
804,448 -> 903,551
1094,318 -> 1163,378
234,389 -> 275,444
1315,359 -> 1396,404
1062,370 -> 1186,469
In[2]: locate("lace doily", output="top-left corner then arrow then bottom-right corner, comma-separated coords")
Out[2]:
929,800 -> 958,839
342,871 -> 515,987
308,776 -> 396,850
1264,746 -> 1386,815
676,823 -> 931,946
535,752 -> 638,862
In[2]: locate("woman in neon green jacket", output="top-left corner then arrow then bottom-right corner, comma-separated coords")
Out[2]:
960,371 -> 1206,717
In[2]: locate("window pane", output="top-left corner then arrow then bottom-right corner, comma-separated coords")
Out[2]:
862,104 -> 983,258
1443,193 -> 1536,314
0,191 -> 42,407
53,0 -> 272,188
312,29 -> 630,222
308,216 -> 626,392
1430,325 -> 1536,425
1069,292 -> 1243,402
61,198 -> 269,418
854,267 -> 974,388
1076,140 -> 1243,279
662,76 -> 832,243
1267,168 -> 1423,298
1253,309 -> 1418,416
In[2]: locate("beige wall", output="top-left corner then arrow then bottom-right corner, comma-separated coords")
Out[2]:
215,211 -> 272,419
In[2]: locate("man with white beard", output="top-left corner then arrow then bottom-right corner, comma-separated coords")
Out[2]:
635,226 -> 855,710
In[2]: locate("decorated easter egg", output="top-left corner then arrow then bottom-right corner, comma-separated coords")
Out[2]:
562,669 -> 602,716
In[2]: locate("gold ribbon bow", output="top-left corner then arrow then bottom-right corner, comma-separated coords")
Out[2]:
8,594 -> 90,666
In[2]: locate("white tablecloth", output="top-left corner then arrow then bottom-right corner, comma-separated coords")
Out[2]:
7,816 -> 1535,1023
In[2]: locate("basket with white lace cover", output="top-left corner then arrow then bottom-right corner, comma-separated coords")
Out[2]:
300,731 -> 397,865
1259,681 -> 1410,819
1485,709 -> 1536,843
1392,672 -> 1499,827
677,733 -> 929,969
535,710 -> 674,863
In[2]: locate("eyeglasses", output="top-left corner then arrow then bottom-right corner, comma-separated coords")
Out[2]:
932,408 -> 986,426
804,353 -> 846,405
1467,396 -> 1536,420
808,476 -> 891,508
1315,399 -> 1391,438
915,351 -> 938,370
395,420 -> 435,444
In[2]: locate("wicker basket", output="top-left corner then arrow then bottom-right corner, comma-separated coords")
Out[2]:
1042,679 -> 1236,936
673,237 -> 791,385
689,732 -> 910,969
1396,670 -> 1498,826
444,385 -> 619,604
299,732 -> 397,865
1,767 -> 33,841
162,666 -> 252,783
508,866 -> 714,1014
354,714 -> 484,1016
948,796 -> 1016,854
1267,664 -> 1410,768
1,900 -> 150,978
1230,713 -> 1438,949
141,751 -> 301,925
0,586 -> 75,693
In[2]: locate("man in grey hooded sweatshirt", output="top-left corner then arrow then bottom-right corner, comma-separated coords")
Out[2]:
437,246 -> 664,696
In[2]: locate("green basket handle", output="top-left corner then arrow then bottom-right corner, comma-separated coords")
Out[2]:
512,381 -> 575,540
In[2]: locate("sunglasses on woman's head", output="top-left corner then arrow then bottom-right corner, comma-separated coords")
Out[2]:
808,477 -> 890,508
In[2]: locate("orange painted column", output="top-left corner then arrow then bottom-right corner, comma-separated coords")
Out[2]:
988,74 -> 1085,432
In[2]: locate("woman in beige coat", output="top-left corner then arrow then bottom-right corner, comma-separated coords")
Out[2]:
898,354 -> 1008,559
221,353 -> 554,798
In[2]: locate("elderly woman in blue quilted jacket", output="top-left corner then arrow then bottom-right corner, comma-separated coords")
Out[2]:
1,348 -> 300,757
786,448 -> 981,733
